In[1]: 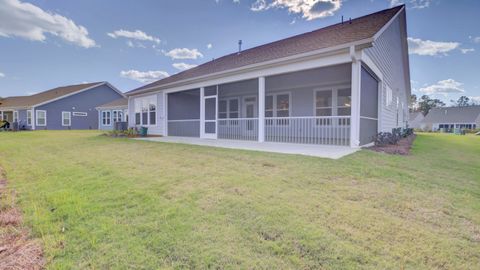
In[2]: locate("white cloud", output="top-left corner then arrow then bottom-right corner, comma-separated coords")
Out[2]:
120,70 -> 169,83
0,0 -> 97,48
469,96 -> 480,103
460,48 -> 475,54
408,37 -> 460,56
251,0 -> 342,20
172,63 -> 198,71
107,29 -> 160,44
207,43 -> 213,49
164,48 -> 203,60
469,36 -> 480,43
0,72 -> 4,78
390,0 -> 432,9
419,79 -> 465,95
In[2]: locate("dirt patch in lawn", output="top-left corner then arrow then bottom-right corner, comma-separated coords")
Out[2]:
368,134 -> 416,155
0,168 -> 45,270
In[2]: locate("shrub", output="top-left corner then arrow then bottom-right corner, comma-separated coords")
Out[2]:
374,128 -> 414,146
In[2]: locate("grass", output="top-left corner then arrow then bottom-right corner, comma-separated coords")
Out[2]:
0,131 -> 479,269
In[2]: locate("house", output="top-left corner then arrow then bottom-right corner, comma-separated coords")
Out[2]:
409,112 -> 425,129
125,5 -> 410,148
421,106 -> 480,132
96,98 -> 128,130
0,82 -> 124,130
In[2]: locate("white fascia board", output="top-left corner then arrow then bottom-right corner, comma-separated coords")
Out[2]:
127,39 -> 374,97
32,82 -> 106,108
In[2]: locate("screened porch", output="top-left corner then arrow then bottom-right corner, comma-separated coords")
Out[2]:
166,64 -> 354,146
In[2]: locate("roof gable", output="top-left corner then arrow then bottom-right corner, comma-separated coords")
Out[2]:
423,106 -> 480,123
0,82 -> 112,109
127,5 -> 404,96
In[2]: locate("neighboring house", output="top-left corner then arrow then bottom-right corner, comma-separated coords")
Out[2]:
0,82 -> 124,130
96,98 -> 128,130
421,106 -> 480,132
409,112 -> 425,129
125,5 -> 411,148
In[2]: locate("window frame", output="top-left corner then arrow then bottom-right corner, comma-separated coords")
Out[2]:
112,110 -> 123,123
36,110 -> 47,126
27,110 -> 32,126
134,95 -> 157,126
102,110 -> 112,126
313,86 -> 351,126
265,92 -> 291,118
61,111 -> 71,127
218,97 -> 240,126
13,111 -> 18,122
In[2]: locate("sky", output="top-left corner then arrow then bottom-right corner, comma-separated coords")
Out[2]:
0,0 -> 479,105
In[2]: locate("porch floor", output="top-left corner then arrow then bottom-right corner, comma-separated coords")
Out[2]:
135,136 -> 358,159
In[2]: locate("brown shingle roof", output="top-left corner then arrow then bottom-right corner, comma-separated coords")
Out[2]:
127,5 -> 403,96
96,98 -> 128,109
0,82 -> 104,109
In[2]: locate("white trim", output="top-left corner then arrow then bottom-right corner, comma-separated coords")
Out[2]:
350,60 -> 361,147
265,92 -> 292,118
61,111 -> 71,127
72,112 -> 88,117
31,107 -> 36,130
312,85 -> 351,117
258,77 -> 265,142
102,110 -> 112,126
201,95 -> 218,139
372,6 -> 405,41
13,111 -> 18,122
360,116 -> 378,121
112,110 -> 123,123
36,110 -> 47,127
27,110 -> 32,126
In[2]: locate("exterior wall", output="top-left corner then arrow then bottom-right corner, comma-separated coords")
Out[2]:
359,67 -> 379,145
128,92 -> 165,135
35,84 -> 124,130
365,10 -> 409,132
17,109 -> 31,129
409,114 -> 424,129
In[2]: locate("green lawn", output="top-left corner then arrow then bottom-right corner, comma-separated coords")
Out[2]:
0,131 -> 479,269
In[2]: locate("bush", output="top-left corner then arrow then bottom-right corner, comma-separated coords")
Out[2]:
374,128 -> 414,146
104,127 -> 138,138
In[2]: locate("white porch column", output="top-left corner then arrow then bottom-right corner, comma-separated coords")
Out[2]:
31,107 -> 36,130
350,55 -> 361,148
258,77 -> 265,142
199,87 -> 205,137
0,111 -> 3,121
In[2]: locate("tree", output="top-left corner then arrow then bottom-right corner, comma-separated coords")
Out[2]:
451,96 -> 471,107
409,94 -> 418,112
418,95 -> 445,116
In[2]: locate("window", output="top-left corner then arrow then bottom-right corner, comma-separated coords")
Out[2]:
219,98 -> 239,125
112,110 -> 123,123
13,111 -> 18,122
315,88 -> 351,125
102,111 -> 111,126
134,96 -> 156,126
72,112 -> 87,117
36,110 -> 47,126
265,93 -> 290,125
62,112 -> 71,126
27,110 -> 32,125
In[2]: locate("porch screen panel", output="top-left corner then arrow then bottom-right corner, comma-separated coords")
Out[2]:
359,67 -> 379,145
167,89 -> 200,137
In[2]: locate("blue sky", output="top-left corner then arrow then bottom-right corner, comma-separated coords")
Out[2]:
0,0 -> 479,104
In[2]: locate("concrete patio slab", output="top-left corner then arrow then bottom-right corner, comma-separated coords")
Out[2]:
135,136 -> 358,159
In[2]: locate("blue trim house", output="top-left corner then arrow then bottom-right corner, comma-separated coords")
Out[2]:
0,82 -> 124,130
96,98 -> 128,130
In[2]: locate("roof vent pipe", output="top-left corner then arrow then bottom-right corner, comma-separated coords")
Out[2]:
238,40 -> 242,54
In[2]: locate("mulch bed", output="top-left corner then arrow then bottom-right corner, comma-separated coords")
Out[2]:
0,168 -> 45,270
367,134 -> 416,155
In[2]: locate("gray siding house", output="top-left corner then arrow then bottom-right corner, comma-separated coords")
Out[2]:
96,98 -> 128,130
125,5 -> 411,148
409,112 -> 425,129
0,82 -> 124,130
421,106 -> 480,132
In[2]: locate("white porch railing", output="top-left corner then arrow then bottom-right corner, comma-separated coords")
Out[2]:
218,118 -> 258,141
265,116 -> 350,146
167,119 -> 200,137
